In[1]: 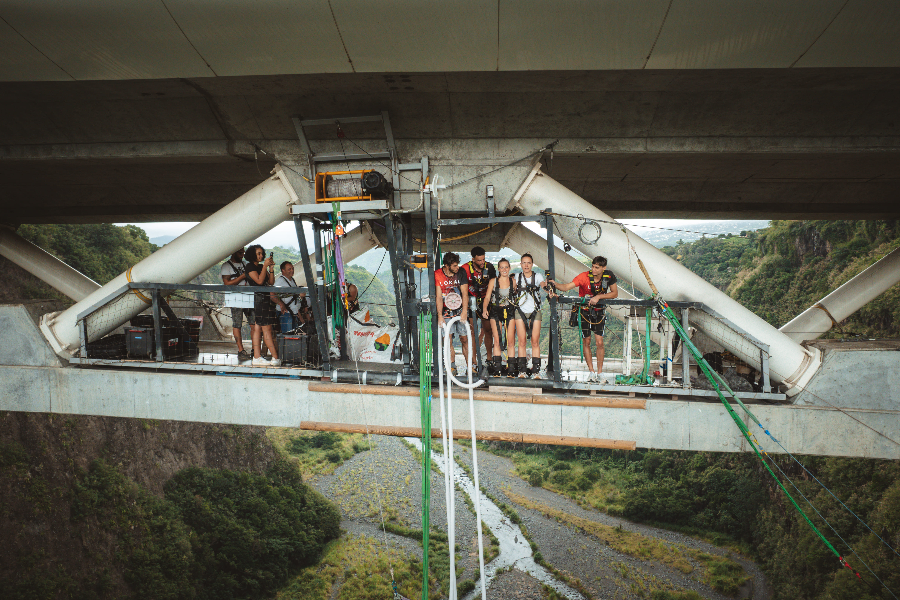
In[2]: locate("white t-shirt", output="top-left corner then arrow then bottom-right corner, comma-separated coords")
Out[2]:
516,271 -> 545,314
274,274 -> 302,314
220,260 -> 249,286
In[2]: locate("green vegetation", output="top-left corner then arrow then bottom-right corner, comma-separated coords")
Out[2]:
267,428 -> 371,478
164,459 -> 340,599
55,457 -> 339,600
277,534 -> 423,600
662,219 -> 900,334
18,223 -> 157,285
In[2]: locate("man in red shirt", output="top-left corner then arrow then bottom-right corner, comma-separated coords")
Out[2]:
549,256 -> 618,382
435,252 -> 470,373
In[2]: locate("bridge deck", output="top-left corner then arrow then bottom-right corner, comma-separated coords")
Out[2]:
2,305 -> 898,459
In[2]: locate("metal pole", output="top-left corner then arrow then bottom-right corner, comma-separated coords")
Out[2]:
682,308 -> 690,389
543,211 -> 561,382
294,216 -> 331,372
383,214 -> 409,366
313,222 -> 332,371
152,288 -> 163,362
403,213 -> 418,372
424,191 -> 439,377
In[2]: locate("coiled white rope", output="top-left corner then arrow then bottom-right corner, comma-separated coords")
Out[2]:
440,317 -> 487,600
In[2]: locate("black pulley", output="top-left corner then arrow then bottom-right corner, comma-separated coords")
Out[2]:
361,170 -> 393,199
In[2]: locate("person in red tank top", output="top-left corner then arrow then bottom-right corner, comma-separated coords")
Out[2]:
435,252 -> 470,373
549,256 -> 618,382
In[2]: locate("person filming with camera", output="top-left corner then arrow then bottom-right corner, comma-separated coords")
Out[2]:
245,244 -> 280,367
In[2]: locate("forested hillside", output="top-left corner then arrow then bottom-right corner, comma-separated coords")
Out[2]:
3,224 -> 342,600
493,219 -> 900,600
662,220 -> 900,336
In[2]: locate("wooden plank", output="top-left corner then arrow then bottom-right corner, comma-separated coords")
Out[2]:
308,383 -> 647,410
300,421 -> 424,437
473,391 -> 533,403
533,395 -> 646,409
308,382 -> 419,397
522,433 -> 636,451
300,421 -> 634,450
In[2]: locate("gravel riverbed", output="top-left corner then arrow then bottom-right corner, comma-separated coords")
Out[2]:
309,435 -> 772,600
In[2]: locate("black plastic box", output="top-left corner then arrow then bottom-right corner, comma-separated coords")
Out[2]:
125,326 -> 184,359
277,333 -> 318,366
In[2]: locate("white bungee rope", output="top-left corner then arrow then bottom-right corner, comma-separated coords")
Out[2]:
440,316 -> 487,600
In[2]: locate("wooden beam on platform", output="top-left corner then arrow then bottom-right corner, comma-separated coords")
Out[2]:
307,383 -> 646,409
299,421 -> 636,450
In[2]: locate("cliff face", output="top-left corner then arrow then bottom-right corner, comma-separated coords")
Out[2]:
0,412 -> 278,597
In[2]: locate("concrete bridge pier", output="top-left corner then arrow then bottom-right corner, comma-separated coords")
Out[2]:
509,165 -> 821,396
39,164 -> 302,357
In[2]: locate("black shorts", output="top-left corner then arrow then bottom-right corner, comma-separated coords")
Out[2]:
579,307 -> 606,339
489,305 -> 514,326
254,293 -> 278,326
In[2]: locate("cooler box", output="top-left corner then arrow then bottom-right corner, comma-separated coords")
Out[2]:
277,333 -> 319,366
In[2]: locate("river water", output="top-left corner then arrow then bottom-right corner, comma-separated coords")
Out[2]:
406,438 -> 585,600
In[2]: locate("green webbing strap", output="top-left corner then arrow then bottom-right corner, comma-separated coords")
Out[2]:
418,312 -> 433,599
615,307 -> 653,386
657,299 -> 843,562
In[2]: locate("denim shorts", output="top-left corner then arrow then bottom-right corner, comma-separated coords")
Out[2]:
444,320 -> 469,338
230,307 -> 256,327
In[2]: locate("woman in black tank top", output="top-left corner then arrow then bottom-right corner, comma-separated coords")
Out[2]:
481,258 -> 518,376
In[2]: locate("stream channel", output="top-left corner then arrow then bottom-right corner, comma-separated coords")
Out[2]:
407,437 -> 585,600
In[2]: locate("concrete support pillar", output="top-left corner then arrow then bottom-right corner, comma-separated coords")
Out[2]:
0,226 -> 100,301
509,165 -> 820,394
780,247 -> 900,342
40,165 -> 300,357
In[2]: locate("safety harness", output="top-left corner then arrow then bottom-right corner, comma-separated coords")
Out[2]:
572,271 -> 612,327
467,260 -> 492,309
515,271 -> 543,334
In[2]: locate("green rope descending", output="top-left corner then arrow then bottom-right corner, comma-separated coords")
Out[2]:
615,306 -> 653,385
627,253 -> 854,574
418,312 -> 433,599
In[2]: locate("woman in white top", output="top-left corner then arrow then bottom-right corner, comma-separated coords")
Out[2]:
513,253 -> 552,379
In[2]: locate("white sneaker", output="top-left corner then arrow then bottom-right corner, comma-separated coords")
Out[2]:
251,357 -> 270,367
587,372 -> 598,382
269,358 -> 282,367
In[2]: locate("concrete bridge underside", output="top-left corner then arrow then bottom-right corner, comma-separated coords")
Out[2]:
3,305 -> 897,460
2,69 -> 900,223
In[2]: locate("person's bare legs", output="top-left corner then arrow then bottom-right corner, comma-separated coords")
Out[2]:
481,318 -> 494,360
252,324 -> 262,359
262,325 -> 279,360
516,319 -> 527,358
233,328 -> 244,353
595,334 -> 605,374
583,336 -> 595,375
459,335 -> 470,371
530,318 -> 541,362
490,319 -> 503,357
